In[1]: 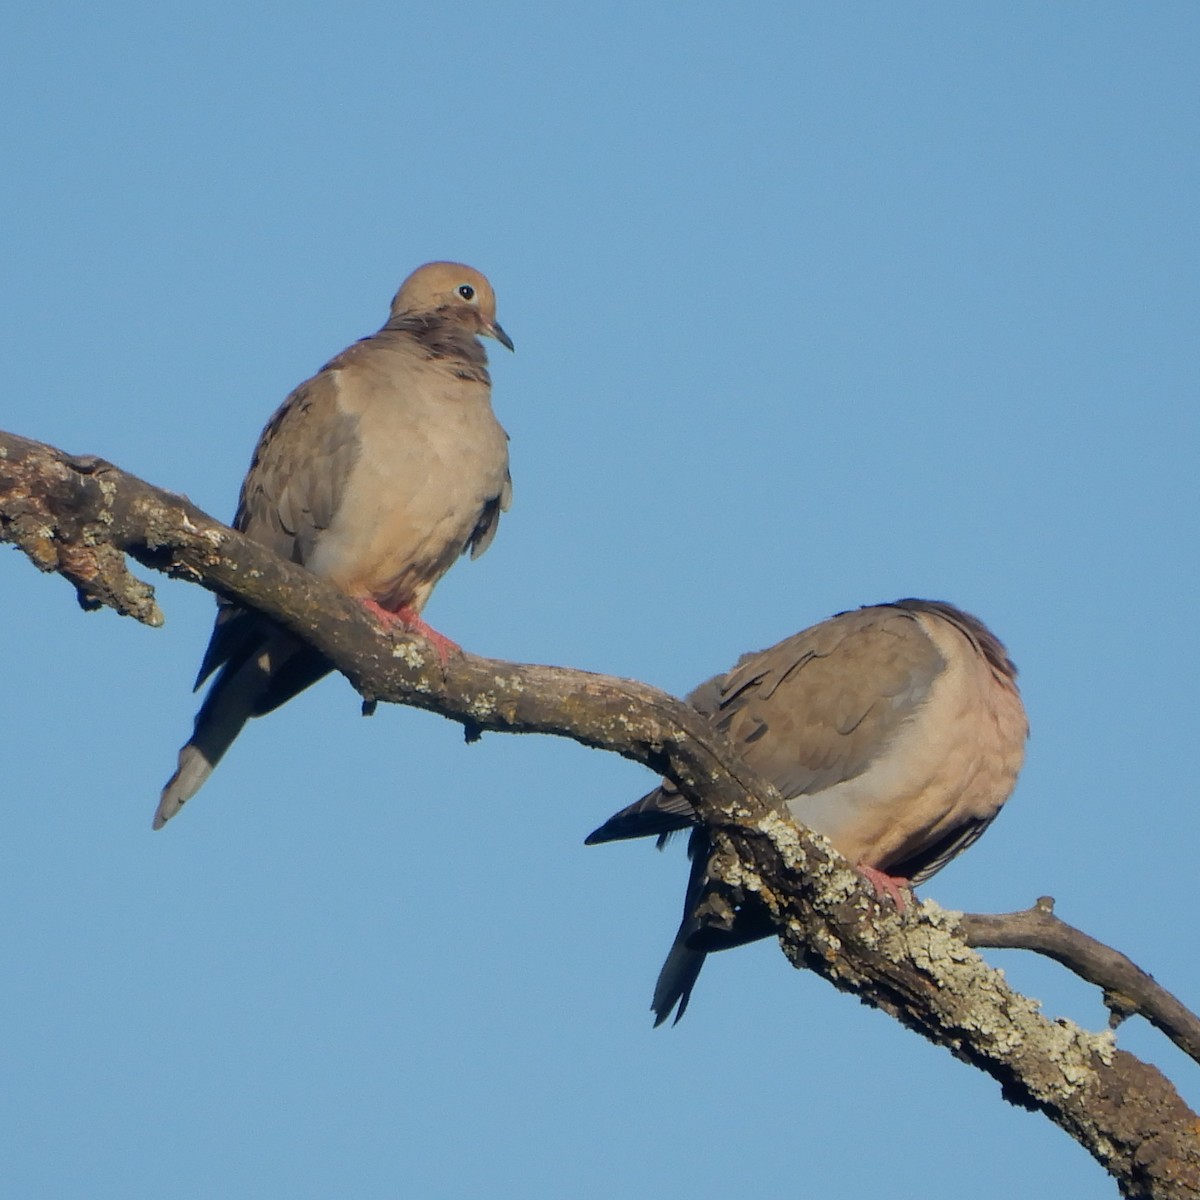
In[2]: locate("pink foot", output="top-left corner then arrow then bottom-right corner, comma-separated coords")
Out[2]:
358,599 -> 460,665
856,863 -> 912,913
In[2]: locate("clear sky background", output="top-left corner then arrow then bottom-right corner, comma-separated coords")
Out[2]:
2,4 -> 1197,1197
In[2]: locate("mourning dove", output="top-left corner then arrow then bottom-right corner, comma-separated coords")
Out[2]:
155,262 -> 513,829
586,599 -> 1028,1024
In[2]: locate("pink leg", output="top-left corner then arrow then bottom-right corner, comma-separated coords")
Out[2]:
856,863 -> 912,913
358,598 -> 460,665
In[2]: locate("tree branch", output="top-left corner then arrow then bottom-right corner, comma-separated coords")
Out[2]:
960,898 -> 1200,1067
3,428 -> 1199,1199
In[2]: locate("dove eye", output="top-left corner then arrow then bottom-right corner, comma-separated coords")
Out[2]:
457,284 -> 476,302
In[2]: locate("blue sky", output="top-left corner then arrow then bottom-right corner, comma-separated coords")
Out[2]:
2,4 -> 1198,1196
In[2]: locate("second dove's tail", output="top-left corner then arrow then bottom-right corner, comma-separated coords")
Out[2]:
650,828 -> 714,1025
651,921 -> 708,1027
649,827 -> 778,1025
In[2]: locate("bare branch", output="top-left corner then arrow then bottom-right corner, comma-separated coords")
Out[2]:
3,427 -> 1200,1199
960,898 -> 1200,1067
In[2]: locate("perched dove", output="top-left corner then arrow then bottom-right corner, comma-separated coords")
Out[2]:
586,599 -> 1028,1025
155,262 -> 513,829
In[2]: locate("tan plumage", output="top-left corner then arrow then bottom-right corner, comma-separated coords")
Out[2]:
586,599 -> 1028,1024
155,262 -> 513,828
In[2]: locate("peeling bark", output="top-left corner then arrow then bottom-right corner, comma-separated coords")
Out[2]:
3,428 -> 1199,1199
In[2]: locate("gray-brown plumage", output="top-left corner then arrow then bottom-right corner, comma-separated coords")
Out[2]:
155,262 -> 513,829
586,599 -> 1028,1024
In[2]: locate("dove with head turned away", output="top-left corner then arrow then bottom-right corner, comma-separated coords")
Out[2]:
586,599 -> 1028,1025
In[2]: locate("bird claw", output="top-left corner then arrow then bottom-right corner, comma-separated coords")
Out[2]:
358,598 -> 460,666
856,863 -> 912,913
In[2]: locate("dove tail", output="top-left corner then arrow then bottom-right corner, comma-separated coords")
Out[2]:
154,631 -> 306,829
651,924 -> 708,1027
155,746 -> 217,830
650,826 -> 716,1026
584,782 -> 697,846
154,662 -> 266,829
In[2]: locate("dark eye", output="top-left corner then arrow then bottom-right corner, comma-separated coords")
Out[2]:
457,284 -> 476,301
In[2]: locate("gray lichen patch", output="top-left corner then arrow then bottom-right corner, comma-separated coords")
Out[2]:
748,815 -> 1119,1110
757,810 -> 882,912
96,475 -> 118,507
466,692 -> 498,720
391,640 -> 429,669
895,901 -> 1118,1101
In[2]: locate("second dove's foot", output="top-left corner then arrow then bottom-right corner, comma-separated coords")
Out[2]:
856,863 -> 912,912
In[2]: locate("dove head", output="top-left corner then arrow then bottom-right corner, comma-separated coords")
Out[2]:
389,261 -> 513,351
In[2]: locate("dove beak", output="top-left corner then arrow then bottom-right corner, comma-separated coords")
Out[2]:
487,321 -> 515,352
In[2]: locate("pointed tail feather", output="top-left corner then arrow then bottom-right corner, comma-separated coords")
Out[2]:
650,828 -> 715,1025
155,670 -> 265,829
154,632 -> 301,829
584,782 -> 698,846
652,921 -> 708,1026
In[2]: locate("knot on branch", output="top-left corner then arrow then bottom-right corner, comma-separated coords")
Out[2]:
0,440 -> 163,625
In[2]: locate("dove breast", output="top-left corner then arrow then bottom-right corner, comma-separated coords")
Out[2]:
301,333 -> 511,613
